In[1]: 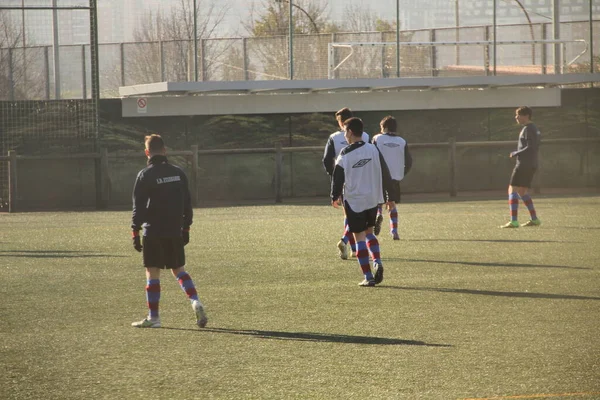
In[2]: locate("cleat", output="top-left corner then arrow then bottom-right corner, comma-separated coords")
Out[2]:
132,317 -> 161,328
192,300 -> 208,328
500,221 -> 520,228
358,278 -> 376,287
391,232 -> 400,240
337,240 -> 348,260
374,214 -> 384,236
522,219 -> 541,227
373,262 -> 384,284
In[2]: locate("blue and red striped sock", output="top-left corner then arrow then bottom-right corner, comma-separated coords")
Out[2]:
376,204 -> 383,219
356,241 -> 373,280
342,218 -> 356,252
389,207 -> 398,234
509,192 -> 519,222
176,271 -> 199,302
519,194 -> 537,220
366,233 -> 381,265
341,218 -> 350,245
146,279 -> 160,319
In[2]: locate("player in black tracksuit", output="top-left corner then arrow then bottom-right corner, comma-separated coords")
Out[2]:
130,134 -> 207,329
501,106 -> 542,228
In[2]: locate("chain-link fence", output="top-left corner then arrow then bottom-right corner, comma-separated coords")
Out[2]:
1,19 -> 598,100
0,1 -> 100,210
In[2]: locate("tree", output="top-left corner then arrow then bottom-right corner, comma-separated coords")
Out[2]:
0,10 -> 43,100
118,0 -> 230,88
243,0 -> 330,80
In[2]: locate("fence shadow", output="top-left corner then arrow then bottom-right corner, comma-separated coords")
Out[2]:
161,327 -> 451,347
0,250 -> 126,259
382,286 -> 600,301
387,257 -> 590,270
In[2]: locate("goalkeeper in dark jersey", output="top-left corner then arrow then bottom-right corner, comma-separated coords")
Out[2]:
130,134 -> 208,328
331,117 -> 398,286
501,106 -> 542,228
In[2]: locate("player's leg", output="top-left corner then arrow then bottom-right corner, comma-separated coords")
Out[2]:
365,206 -> 384,284
389,205 -> 399,239
374,204 -> 384,236
337,217 -> 349,260
132,236 -> 164,328
344,202 -> 374,286
516,171 -> 541,226
168,237 -> 207,328
389,182 -> 401,240
501,167 -> 522,228
132,267 -> 162,328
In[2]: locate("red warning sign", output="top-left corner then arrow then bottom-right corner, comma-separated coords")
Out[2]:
137,98 -> 147,114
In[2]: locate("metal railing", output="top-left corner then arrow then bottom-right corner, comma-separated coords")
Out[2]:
1,20 -> 598,101
2,137 -> 599,212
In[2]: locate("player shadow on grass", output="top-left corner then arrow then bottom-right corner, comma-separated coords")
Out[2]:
382,286 -> 600,301
162,327 -> 451,347
0,250 -> 126,258
405,238 -> 578,243
386,257 -> 590,270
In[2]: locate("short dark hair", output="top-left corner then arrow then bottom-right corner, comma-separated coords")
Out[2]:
516,106 -> 532,118
344,117 -> 363,137
145,134 -> 165,153
335,107 -> 353,122
380,115 -> 397,133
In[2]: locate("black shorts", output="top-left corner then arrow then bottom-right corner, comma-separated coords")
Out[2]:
343,201 -> 378,233
388,180 -> 401,203
142,236 -> 186,269
510,166 -> 537,188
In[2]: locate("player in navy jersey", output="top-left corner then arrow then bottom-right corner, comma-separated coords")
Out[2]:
501,106 -> 542,228
331,117 -> 398,286
372,116 -> 413,240
323,107 -> 370,260
131,134 -> 208,328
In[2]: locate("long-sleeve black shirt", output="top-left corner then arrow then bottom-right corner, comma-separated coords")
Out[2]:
131,155 -> 192,237
514,122 -> 541,168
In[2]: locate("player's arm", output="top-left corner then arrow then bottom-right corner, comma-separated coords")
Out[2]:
404,143 -> 413,176
330,164 -> 345,207
511,126 -> 536,157
322,137 -> 336,176
131,171 -> 149,232
379,151 -> 399,202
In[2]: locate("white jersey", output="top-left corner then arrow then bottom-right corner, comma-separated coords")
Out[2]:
334,142 -> 384,213
322,131 -> 370,176
373,133 -> 408,181
329,131 -> 370,156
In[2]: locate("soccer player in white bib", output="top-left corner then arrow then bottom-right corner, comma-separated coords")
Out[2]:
330,117 -> 398,286
323,107 -> 370,260
372,116 -> 413,240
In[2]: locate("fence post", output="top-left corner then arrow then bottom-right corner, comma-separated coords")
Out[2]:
8,151 -> 17,213
81,45 -> 87,99
242,38 -> 249,81
275,142 -> 283,203
430,29 -> 437,77
120,43 -> 125,86
8,48 -> 15,101
190,145 -> 198,206
449,138 -> 457,197
533,151 -> 542,194
44,47 -> 51,100
100,147 -> 110,208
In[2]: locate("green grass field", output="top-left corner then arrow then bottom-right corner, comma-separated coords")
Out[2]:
1,195 -> 599,400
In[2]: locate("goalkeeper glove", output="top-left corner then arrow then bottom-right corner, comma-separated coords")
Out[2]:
182,228 -> 190,246
132,231 -> 142,252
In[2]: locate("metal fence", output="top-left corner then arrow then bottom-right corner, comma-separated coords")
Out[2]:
1,20 -> 598,101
